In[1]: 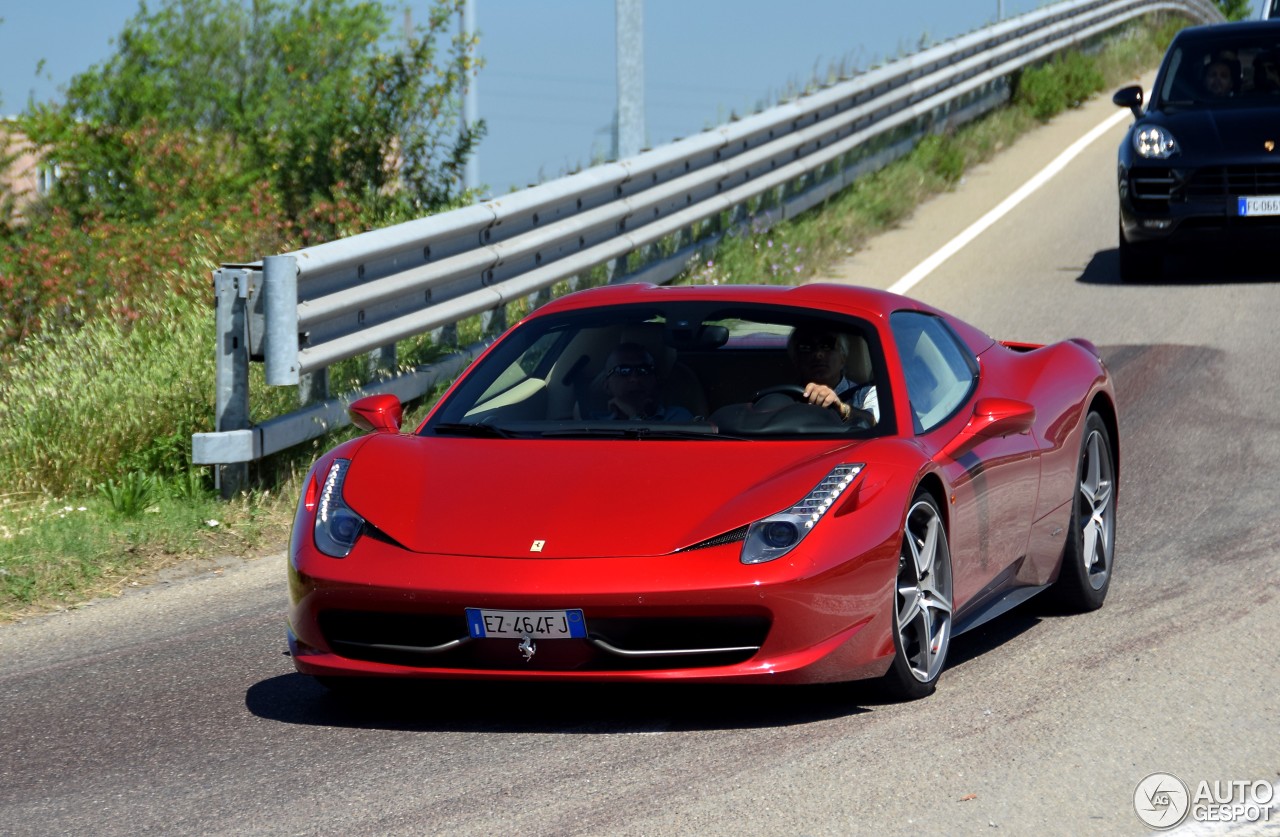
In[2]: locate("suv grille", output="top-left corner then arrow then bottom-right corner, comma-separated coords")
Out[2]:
1185,166 -> 1280,199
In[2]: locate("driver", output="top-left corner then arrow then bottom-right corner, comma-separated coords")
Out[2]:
787,327 -> 879,424
1201,55 -> 1239,98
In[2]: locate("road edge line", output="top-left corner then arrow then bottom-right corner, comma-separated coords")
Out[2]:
888,107 -> 1134,296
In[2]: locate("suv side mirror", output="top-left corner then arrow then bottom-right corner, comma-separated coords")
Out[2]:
1112,85 -> 1144,119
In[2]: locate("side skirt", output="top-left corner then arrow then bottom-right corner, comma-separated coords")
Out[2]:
953,565 -> 1050,636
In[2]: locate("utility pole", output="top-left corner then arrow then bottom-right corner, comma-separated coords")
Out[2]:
615,0 -> 645,160
462,0 -> 479,192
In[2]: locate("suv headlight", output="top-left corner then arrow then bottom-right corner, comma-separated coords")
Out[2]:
1133,126 -> 1178,159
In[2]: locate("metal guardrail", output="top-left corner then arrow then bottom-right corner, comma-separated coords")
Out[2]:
193,0 -> 1222,492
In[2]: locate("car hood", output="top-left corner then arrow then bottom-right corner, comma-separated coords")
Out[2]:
339,433 -> 869,558
1150,106 -> 1280,156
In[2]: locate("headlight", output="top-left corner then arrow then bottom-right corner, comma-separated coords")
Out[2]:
741,464 -> 863,564
1133,126 -> 1178,159
313,458 -> 365,558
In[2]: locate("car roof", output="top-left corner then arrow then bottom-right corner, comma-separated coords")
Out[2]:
534,282 -> 931,323
1173,18 -> 1280,41
526,282 -> 999,358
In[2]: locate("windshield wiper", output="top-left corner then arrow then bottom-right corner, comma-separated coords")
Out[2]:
431,422 -> 518,438
539,424 -> 740,440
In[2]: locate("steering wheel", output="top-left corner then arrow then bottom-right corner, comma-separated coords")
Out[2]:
751,384 -> 808,403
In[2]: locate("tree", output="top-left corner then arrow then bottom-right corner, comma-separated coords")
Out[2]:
1217,0 -> 1255,20
19,0 -> 484,223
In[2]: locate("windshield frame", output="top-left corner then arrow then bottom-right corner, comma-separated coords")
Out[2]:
421,301 -> 894,441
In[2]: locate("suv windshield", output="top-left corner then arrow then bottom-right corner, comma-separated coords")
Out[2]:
1157,34 -> 1280,109
424,301 -> 891,440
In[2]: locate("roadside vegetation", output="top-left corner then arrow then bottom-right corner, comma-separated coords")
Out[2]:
0,5 -> 1234,620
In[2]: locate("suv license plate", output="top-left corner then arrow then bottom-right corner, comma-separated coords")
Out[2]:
1238,196 -> 1280,216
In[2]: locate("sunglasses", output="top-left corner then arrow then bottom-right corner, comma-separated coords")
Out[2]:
608,364 -> 656,378
795,336 -> 839,354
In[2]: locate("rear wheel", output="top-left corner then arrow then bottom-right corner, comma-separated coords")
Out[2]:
881,491 -> 954,701
1118,222 -> 1161,283
1051,412 -> 1116,611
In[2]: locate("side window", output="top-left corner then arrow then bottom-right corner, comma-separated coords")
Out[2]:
890,312 -> 978,434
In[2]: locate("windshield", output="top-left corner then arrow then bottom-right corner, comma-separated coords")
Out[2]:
1157,33 -> 1280,109
424,301 -> 892,440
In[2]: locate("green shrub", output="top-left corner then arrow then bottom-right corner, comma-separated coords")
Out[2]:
0,293 -> 215,495
914,134 -> 967,185
96,471 -> 160,518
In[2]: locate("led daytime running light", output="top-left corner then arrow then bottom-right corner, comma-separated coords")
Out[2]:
318,459 -> 349,526
791,465 -> 862,529
313,458 -> 365,558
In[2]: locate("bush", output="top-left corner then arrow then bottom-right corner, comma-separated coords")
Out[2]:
96,471 -> 161,518
0,294 -> 214,495
1015,49 -> 1106,122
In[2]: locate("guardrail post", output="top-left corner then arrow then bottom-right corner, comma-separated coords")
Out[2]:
213,268 -> 251,498
481,306 -> 507,337
263,255 -> 300,386
368,345 -> 397,380
299,368 -> 331,405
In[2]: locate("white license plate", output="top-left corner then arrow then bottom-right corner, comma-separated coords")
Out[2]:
1238,196 -> 1280,216
465,608 -> 587,639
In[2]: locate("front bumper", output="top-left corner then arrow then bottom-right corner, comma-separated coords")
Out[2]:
287,527 -> 901,686
1119,161 -> 1280,247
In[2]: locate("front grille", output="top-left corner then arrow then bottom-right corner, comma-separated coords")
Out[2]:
1185,165 -> 1280,199
1129,164 -> 1280,208
318,610 -> 770,672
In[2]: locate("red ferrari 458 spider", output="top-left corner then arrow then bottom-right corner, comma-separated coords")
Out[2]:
288,283 -> 1118,699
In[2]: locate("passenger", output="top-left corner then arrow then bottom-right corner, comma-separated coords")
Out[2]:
598,343 -> 693,421
788,327 -> 879,424
1254,52 -> 1280,93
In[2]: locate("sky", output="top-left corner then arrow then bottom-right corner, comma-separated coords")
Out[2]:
4,0 -> 1066,196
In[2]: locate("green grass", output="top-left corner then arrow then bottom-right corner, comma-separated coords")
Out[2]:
0,14 -> 1188,621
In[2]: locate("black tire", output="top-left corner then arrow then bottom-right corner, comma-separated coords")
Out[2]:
1051,412 -> 1116,612
880,491 -> 954,701
1118,223 -> 1161,283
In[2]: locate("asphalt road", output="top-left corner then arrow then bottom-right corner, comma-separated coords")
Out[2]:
2,85 -> 1279,836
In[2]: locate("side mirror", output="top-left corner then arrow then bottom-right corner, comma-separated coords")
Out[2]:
1112,85 -> 1144,119
941,398 -> 1036,459
348,393 -> 404,433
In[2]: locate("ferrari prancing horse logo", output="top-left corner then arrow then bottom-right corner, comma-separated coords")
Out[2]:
530,539 -> 545,552
1266,140 -> 1276,153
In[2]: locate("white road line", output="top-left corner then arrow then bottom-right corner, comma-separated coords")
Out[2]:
887,107 -> 1134,297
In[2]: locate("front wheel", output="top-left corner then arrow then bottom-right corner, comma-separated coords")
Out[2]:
880,491 -> 954,701
1051,411 -> 1116,611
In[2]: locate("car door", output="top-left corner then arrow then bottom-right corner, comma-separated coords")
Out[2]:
890,312 -> 1041,610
